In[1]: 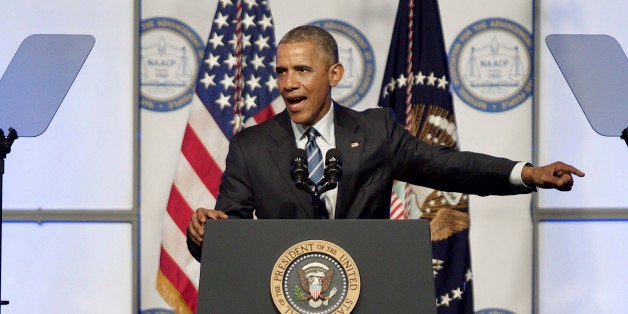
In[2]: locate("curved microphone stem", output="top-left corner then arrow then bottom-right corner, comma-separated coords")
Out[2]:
295,179 -> 315,196
317,180 -> 337,194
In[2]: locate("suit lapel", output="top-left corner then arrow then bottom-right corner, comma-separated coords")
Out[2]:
267,111 -> 314,218
333,104 -> 363,219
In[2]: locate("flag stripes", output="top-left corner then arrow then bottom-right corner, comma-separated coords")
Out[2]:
180,125 -> 222,198
158,247 -> 199,307
166,186 -> 195,234
389,191 -> 405,219
157,1 -> 280,312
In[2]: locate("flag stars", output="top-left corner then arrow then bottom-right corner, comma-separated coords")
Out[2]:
218,0 -> 232,9
243,0 -> 258,10
254,34 -> 270,51
246,74 -> 261,91
243,94 -> 257,111
195,2 -> 278,138
220,73 -> 235,90
224,53 -> 237,69
436,286 -> 465,308
382,70 -> 451,99
381,87 -> 389,99
265,75 -> 277,92
396,73 -> 407,88
437,75 -> 449,90
228,33 -> 252,51
230,113 -> 245,131
215,93 -> 231,110
199,72 -> 216,89
426,72 -> 438,86
208,32 -> 224,49
406,74 -> 414,86
387,77 -> 396,93
241,34 -> 252,50
204,53 -> 220,69
257,14 -> 273,31
240,13 -> 256,30
439,293 -> 452,307
414,71 -> 426,85
433,259 -> 444,277
451,288 -> 463,300
213,12 -> 229,29
250,54 -> 265,70
465,269 -> 473,282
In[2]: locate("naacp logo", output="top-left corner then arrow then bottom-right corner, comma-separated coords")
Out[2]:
271,240 -> 360,313
309,20 -> 376,108
449,18 -> 533,112
140,17 -> 204,111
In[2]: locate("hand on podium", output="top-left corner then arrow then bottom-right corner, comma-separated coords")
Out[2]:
188,208 -> 228,246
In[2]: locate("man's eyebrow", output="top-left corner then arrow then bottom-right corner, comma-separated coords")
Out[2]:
275,64 -> 313,72
294,65 -> 313,71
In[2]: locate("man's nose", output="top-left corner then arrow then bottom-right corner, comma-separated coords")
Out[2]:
284,72 -> 299,90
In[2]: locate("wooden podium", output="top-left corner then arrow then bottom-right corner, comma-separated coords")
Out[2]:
198,219 -> 436,313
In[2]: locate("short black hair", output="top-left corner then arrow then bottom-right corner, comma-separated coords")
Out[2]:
278,25 -> 339,67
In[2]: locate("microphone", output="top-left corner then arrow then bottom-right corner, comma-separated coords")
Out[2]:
320,148 -> 342,193
290,149 -> 311,194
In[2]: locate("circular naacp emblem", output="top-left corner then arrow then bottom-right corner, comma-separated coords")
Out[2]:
140,17 -> 204,112
270,240 -> 360,313
309,19 -> 376,108
448,18 -> 533,112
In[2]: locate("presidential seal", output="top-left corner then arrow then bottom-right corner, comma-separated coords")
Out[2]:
448,18 -> 533,112
309,20 -> 376,108
140,17 -> 204,111
271,240 -> 360,313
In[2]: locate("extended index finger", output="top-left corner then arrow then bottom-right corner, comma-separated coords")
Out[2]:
560,163 -> 585,177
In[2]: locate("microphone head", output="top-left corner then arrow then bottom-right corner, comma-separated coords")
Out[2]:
325,148 -> 342,166
290,148 -> 312,193
291,148 -> 307,163
324,148 -> 342,182
290,148 -> 309,182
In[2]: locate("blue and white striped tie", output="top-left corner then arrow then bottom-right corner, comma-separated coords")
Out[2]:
305,127 -> 328,219
305,127 -> 324,188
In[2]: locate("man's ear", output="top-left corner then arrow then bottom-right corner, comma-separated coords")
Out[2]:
328,63 -> 344,87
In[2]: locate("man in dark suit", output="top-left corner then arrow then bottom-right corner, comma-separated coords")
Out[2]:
187,25 -> 584,261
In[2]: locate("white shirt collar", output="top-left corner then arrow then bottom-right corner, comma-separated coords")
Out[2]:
291,104 -> 335,146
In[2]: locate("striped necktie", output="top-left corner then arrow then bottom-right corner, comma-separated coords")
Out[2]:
305,128 -> 328,219
305,127 -> 324,188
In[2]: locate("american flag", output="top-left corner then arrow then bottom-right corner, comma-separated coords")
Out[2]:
156,1 -> 281,313
379,0 -> 473,313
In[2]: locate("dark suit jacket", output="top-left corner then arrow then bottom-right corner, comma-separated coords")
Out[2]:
187,104 -> 533,259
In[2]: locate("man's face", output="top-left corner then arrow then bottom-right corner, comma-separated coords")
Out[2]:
275,41 -> 343,126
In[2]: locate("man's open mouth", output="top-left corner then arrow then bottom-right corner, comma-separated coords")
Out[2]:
287,96 -> 307,105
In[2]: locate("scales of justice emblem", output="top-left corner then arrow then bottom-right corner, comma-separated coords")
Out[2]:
463,36 -> 526,94
449,18 -> 533,112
